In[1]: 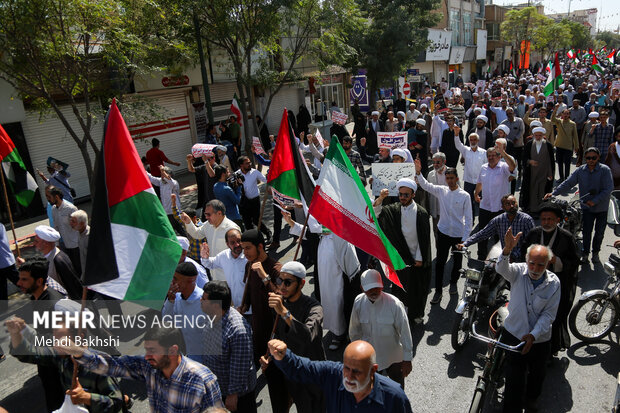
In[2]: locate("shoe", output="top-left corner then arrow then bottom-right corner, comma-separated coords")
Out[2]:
328,338 -> 341,351
413,317 -> 424,324
430,292 -> 442,304
591,254 -> 600,264
580,255 -> 589,265
268,241 -> 280,251
449,284 -> 458,295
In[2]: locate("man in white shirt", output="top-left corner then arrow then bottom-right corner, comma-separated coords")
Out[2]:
497,229 -> 560,413
181,199 -> 240,282
415,160 -> 472,303
406,103 -> 420,122
201,228 -> 249,312
69,209 -> 89,276
147,165 -> 184,236
237,156 -> 271,243
454,130 -> 487,222
162,262 -> 205,362
45,186 -> 79,271
349,270 -> 413,389
426,152 -> 447,236
489,100 -> 508,125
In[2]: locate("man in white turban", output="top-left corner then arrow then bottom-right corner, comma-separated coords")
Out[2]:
520,127 -> 555,213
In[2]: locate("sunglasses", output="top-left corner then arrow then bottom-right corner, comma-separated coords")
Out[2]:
398,192 -> 411,197
276,278 -> 297,287
585,156 -> 598,160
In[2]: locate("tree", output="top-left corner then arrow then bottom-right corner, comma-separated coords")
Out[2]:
560,19 -> 592,50
0,0 -> 192,191
501,7 -> 548,69
194,0 -> 325,157
532,20 -> 570,61
596,31 -> 620,50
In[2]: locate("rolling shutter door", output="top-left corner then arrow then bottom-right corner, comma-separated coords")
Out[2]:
265,85 -> 303,136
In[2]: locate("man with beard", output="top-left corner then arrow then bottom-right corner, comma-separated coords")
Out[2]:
497,230 -> 560,413
342,136 -> 367,185
524,105 -> 555,144
454,130 -> 487,221
439,114 -> 463,168
520,127 -> 555,214
59,326 -> 223,412
365,111 -> 383,157
349,270 -> 413,389
459,194 -> 534,262
408,119 -> 429,175
262,261 -> 325,413
236,156 -> 272,242
268,339 -> 413,412
358,138 -> 391,164
374,179 -> 432,325
466,114 -> 494,150
520,203 -> 579,356
237,229 -> 288,412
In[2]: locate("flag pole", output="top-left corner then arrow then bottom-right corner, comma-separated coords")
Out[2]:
0,168 -> 21,257
71,286 -> 89,388
256,185 -> 269,231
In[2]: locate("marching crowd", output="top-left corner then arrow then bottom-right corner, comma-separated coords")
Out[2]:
0,56 -> 620,413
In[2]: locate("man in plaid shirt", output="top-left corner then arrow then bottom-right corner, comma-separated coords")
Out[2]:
65,326 -> 223,412
171,193 -> 204,262
459,194 -> 534,261
342,135 -> 367,185
202,280 -> 257,412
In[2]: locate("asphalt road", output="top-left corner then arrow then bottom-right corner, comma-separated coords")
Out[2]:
1,155 -> 619,413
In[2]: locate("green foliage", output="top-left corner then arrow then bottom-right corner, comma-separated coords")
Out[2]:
501,7 -> 547,48
596,31 -> 620,50
532,20 -> 571,58
559,19 -> 592,50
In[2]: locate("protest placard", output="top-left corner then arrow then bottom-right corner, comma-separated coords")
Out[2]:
377,132 -> 407,149
612,80 -> 620,92
252,136 -> 267,155
314,129 -> 325,149
191,143 -> 217,157
345,122 -> 355,138
371,163 -> 416,196
476,80 -> 486,94
331,110 -> 348,125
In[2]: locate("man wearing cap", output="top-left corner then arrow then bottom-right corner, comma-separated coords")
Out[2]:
263,261 -> 325,412
45,185 -> 80,271
545,147 -> 613,264
551,105 -> 579,183
33,225 -> 82,299
467,114 -> 494,150
373,178 -> 432,324
181,199 -> 240,282
365,110 -> 383,157
201,228 -> 248,312
177,236 -> 208,288
162,262 -> 204,362
521,203 -> 579,356
520,127 -> 555,213
349,270 -> 413,389
202,280 -> 256,413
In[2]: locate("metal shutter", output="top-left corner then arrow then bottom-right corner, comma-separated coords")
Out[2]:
264,84 -> 304,136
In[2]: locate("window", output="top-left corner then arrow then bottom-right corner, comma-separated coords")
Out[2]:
463,13 -> 472,45
486,23 -> 500,41
450,9 -> 461,45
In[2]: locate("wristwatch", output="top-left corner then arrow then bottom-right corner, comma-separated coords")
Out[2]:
262,276 -> 271,284
283,310 -> 291,320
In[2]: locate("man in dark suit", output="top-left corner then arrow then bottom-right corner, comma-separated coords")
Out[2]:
373,178 -> 432,325
521,203 -> 579,355
365,111 -> 384,157
32,225 -> 83,300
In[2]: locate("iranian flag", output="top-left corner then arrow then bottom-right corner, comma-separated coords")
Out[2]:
567,49 -> 576,59
0,124 -> 37,206
267,109 -> 315,208
83,99 -> 182,302
543,53 -> 563,97
230,93 -> 243,126
592,55 -> 604,73
308,138 -> 406,288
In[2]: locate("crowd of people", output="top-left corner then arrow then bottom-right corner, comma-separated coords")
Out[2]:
0,56 -> 619,413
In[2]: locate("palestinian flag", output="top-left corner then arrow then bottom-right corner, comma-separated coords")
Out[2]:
0,124 -> 37,206
543,53 -> 563,97
267,109 -> 315,208
83,99 -> 182,302
607,49 -> 615,64
308,138 -> 406,288
592,55 -> 604,73
230,93 -> 243,126
567,49 -> 576,59
509,61 -> 515,76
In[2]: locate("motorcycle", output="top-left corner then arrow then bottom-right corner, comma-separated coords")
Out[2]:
548,193 -> 582,237
451,243 -> 509,351
569,247 -> 620,342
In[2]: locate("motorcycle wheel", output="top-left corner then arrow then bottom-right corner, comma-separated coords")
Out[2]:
569,293 -> 618,343
469,388 -> 484,413
451,307 -> 470,351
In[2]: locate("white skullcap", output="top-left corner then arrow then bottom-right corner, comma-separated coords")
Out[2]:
360,269 -> 383,291
35,225 -> 60,242
397,177 -> 417,192
215,145 -> 227,153
476,115 -> 488,123
420,104 -> 428,109
371,111 -> 380,116
416,119 -> 426,126
589,112 -> 599,118
498,125 -> 510,135
392,148 -> 408,159
530,120 -> 543,128
532,127 -> 546,134
519,95 -> 526,99
397,111 -> 406,118
474,107 -> 482,113
473,93 -> 479,97
177,236 -> 190,251
281,261 -> 307,279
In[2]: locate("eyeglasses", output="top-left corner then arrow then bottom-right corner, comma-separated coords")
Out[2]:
585,156 -> 598,160
398,192 -> 411,197
432,161 -> 442,164
276,278 -> 297,287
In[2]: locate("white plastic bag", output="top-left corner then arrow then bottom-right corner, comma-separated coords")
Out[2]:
52,395 -> 89,413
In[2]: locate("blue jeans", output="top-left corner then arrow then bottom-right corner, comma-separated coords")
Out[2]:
581,209 -> 607,255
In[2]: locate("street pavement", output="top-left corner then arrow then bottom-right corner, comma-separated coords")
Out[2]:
1,154 -> 619,413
